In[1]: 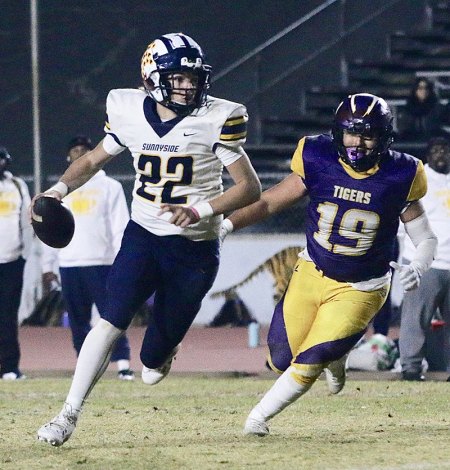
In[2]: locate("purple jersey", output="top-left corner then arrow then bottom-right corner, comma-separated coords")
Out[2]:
291,134 -> 427,282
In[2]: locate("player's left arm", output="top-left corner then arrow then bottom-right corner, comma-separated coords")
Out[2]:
159,103 -> 261,227
159,149 -> 261,228
209,150 -> 261,214
390,163 -> 438,291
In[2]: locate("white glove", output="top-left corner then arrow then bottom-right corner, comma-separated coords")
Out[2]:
389,261 -> 424,292
219,218 -> 234,245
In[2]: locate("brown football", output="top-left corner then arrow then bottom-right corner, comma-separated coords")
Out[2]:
31,196 -> 75,248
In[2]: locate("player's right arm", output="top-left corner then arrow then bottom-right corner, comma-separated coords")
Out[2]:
222,136 -> 308,236
30,140 -> 115,218
54,140 -> 115,200
227,172 -> 307,231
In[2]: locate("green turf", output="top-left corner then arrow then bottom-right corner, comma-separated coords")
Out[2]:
0,376 -> 449,470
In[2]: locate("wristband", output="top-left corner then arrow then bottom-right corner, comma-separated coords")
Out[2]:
190,202 -> 214,220
222,218 -> 234,234
46,181 -> 69,198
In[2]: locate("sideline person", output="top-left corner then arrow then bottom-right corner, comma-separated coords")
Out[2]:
0,146 -> 33,380
399,136 -> 450,381
41,135 -> 134,380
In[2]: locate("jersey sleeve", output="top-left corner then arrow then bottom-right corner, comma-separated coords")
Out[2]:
103,90 -> 127,155
290,138 -> 307,178
406,159 -> 427,202
218,104 -> 248,148
214,144 -> 247,167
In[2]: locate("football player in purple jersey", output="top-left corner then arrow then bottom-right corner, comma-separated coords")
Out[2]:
221,93 -> 438,436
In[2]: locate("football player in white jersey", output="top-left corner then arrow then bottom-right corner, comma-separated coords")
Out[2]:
33,32 -> 261,447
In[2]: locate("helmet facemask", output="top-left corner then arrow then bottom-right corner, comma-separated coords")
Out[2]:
141,34 -> 211,117
332,94 -> 394,172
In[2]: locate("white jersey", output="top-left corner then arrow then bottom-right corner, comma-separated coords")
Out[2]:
0,172 -> 33,263
41,170 -> 129,271
402,164 -> 450,270
102,88 -> 248,241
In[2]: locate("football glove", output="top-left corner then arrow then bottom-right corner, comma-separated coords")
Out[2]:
389,261 -> 424,292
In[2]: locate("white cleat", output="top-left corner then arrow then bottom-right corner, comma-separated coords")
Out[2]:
142,345 -> 180,385
324,354 -> 348,395
117,369 -> 135,381
37,403 -> 80,447
243,416 -> 269,436
1,371 -> 26,381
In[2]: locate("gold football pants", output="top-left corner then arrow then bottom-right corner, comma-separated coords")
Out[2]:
267,258 -> 389,376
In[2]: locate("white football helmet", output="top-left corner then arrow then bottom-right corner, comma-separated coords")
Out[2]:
141,33 -> 211,116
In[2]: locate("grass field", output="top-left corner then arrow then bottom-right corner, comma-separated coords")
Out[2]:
0,375 -> 449,470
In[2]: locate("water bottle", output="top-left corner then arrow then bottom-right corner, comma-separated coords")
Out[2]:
248,321 -> 260,348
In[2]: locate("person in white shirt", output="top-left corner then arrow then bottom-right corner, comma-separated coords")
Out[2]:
41,136 -> 134,381
0,146 -> 33,380
399,137 -> 450,381
34,33 -> 261,446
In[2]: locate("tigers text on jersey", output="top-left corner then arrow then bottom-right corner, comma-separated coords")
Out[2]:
103,88 -> 248,241
291,134 -> 427,283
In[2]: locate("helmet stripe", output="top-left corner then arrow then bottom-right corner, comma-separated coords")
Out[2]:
362,96 -> 377,117
178,34 -> 191,47
350,95 -> 357,114
159,36 -> 173,53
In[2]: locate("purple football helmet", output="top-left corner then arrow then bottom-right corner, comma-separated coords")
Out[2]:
332,93 -> 394,172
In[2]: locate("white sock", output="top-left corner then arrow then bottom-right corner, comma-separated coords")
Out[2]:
66,319 -> 124,410
116,360 -> 130,372
249,366 -> 313,422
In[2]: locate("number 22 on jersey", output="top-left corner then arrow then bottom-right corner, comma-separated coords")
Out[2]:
313,202 -> 380,256
135,154 -> 193,204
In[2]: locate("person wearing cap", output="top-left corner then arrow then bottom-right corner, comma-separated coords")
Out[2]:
41,136 -> 134,380
0,146 -> 33,380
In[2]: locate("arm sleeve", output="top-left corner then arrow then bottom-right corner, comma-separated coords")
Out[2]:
404,212 -> 438,273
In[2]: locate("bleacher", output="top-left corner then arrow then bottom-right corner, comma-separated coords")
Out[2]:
262,1 -> 450,152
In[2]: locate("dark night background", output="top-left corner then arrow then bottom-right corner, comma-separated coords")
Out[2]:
0,1 -> 427,193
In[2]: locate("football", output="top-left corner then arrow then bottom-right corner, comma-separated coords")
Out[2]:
31,196 -> 75,248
